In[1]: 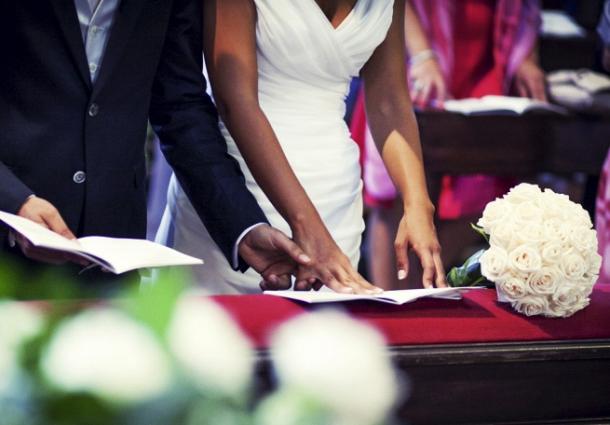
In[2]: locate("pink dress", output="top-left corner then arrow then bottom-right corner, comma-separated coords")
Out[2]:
350,0 -> 541,218
596,159 -> 610,282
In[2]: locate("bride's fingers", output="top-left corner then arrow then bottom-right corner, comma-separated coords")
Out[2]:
321,272 -> 354,294
418,248 -> 436,289
394,239 -> 409,281
433,252 -> 448,288
347,267 -> 382,294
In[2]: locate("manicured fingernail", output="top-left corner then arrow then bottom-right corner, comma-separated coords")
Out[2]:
397,270 -> 407,280
298,254 -> 312,263
269,274 -> 279,284
340,287 -> 354,294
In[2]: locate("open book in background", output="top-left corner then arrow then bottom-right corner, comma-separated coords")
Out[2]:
443,96 -> 568,116
265,287 -> 483,306
0,211 -> 203,274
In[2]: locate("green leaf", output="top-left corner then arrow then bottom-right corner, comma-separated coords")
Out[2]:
119,268 -> 191,339
470,223 -> 489,242
446,249 -> 487,287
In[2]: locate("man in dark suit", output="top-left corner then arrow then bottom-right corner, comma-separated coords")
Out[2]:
0,0 -> 310,286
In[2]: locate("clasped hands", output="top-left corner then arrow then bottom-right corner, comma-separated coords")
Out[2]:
240,205 -> 447,293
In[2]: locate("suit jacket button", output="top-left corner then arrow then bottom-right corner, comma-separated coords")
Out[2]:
88,103 -> 99,117
73,171 -> 86,184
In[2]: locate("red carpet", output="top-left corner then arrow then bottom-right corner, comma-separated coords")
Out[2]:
211,285 -> 610,349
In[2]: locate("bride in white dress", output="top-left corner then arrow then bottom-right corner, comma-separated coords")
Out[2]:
156,0 -> 446,294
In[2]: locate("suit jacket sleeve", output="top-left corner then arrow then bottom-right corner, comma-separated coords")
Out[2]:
149,0 -> 268,271
0,164 -> 34,214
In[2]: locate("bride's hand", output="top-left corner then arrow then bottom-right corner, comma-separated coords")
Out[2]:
395,203 -> 447,288
263,223 -> 383,294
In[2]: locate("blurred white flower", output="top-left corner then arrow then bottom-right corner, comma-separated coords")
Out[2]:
167,297 -> 254,398
270,310 -> 399,425
0,302 -> 44,395
497,276 -> 528,301
41,308 -> 172,404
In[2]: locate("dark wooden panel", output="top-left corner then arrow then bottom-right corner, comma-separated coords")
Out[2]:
417,112 -> 610,176
254,340 -> 610,425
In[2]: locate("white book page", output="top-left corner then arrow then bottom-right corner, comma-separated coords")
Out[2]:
78,237 -> 203,274
264,287 -> 481,305
0,211 -> 81,253
444,96 -> 565,115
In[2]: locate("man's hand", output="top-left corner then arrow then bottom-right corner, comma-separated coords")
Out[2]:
238,224 -> 312,290
15,196 -> 88,266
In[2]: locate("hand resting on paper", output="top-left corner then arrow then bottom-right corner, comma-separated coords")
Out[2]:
238,224 -> 313,288
15,196 -> 89,266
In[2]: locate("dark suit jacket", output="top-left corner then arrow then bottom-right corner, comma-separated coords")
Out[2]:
0,0 -> 267,278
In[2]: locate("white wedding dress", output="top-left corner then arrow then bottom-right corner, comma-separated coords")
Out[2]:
156,0 -> 394,294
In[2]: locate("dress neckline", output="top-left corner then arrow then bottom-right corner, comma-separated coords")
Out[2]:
307,0 -> 361,31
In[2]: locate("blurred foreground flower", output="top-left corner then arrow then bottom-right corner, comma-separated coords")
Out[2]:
265,310 -> 399,425
168,296 -> 254,399
0,302 -> 43,394
41,308 -> 172,404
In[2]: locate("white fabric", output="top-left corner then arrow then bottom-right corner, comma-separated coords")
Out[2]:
156,0 -> 394,294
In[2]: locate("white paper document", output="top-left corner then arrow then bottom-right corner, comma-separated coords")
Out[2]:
444,96 -> 567,116
264,287 -> 483,305
0,210 -> 203,274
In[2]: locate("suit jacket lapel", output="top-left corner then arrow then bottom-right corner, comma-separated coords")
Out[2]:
93,0 -> 146,97
51,0 -> 92,90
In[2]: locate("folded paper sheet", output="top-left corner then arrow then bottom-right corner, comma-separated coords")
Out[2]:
265,287 -> 484,305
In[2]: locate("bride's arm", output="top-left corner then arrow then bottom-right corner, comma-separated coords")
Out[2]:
361,0 -> 446,288
202,0 -> 380,294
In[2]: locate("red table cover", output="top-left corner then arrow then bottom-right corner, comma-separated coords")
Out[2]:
211,285 -> 610,349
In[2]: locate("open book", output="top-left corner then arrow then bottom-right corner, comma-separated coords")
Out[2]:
264,287 -> 483,305
443,95 -> 567,116
0,211 -> 203,274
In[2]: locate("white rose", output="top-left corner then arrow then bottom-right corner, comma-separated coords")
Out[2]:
513,202 -> 543,226
586,251 -> 602,278
41,308 -> 172,404
568,227 -> 598,253
516,222 -> 545,245
558,250 -> 588,281
526,268 -> 559,295
508,245 -> 542,274
550,284 -> 589,317
477,199 -> 513,233
496,276 -> 529,301
167,297 -> 254,398
504,183 -> 542,205
566,203 -> 593,228
489,222 -> 522,252
270,311 -> 399,425
540,241 -> 563,265
512,295 -> 550,317
480,246 -> 509,282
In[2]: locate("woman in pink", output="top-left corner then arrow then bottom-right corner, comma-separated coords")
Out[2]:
352,0 -> 544,289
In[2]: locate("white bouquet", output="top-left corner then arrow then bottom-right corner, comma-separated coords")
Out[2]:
448,183 -> 602,318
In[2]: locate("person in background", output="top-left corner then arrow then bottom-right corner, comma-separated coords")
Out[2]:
595,0 -> 610,283
351,0 -> 544,289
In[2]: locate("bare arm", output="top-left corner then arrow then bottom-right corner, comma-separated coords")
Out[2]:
361,0 -> 446,288
202,0 -> 380,294
403,0 -> 447,106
